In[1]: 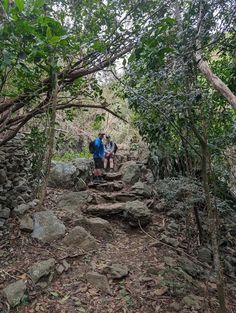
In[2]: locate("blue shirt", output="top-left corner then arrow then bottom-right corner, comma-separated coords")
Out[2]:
93,137 -> 104,159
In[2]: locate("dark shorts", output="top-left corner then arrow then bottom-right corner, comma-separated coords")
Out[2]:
94,157 -> 104,169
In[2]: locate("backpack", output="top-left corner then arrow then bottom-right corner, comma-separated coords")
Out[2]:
112,142 -> 118,154
89,140 -> 95,154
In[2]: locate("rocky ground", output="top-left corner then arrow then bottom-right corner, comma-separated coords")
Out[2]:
0,160 -> 236,313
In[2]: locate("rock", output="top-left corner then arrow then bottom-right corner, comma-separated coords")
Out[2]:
75,216 -> 114,240
49,162 -> 77,189
76,178 -> 87,191
131,181 -> 153,198
182,294 -> 203,309
179,257 -> 202,278
32,211 -> 66,242
0,207 -> 10,219
167,208 -> 185,219
2,280 -> 27,307
169,302 -> 182,311
123,200 -> 152,227
164,257 -> 177,267
198,247 -> 212,264
160,235 -> 179,247
56,264 -> 65,274
145,170 -> 155,184
63,226 -> 98,251
105,172 -> 122,181
13,203 -> 30,216
86,272 -> 111,294
28,258 -> 56,284
57,191 -> 96,213
19,215 -> 33,232
56,260 -> 70,274
121,161 -> 141,185
72,158 -> 94,183
89,181 -> 124,192
84,202 -> 125,217
102,263 -> 129,279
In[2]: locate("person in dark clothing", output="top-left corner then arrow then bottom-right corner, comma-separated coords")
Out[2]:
93,131 -> 105,183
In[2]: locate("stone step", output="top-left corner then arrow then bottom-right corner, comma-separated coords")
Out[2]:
103,172 -> 122,182
88,181 -> 124,192
83,202 -> 126,217
100,192 -> 139,203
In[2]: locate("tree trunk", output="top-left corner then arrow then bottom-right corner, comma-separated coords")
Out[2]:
201,143 -> 228,313
195,51 -> 236,111
37,69 -> 58,207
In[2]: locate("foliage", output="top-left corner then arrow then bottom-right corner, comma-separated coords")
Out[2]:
53,146 -> 91,162
120,0 -> 236,192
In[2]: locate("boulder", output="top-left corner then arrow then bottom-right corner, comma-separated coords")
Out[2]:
102,263 -> 129,279
86,272 -> 111,294
57,191 -> 96,213
28,258 -> 56,284
49,162 -> 77,189
123,200 -> 152,227
72,158 -> 94,183
131,181 -> 153,198
121,161 -> 141,185
0,207 -> 10,219
75,216 -> 114,240
19,215 -> 33,232
63,226 -> 98,251
2,280 -> 26,307
32,211 -> 66,243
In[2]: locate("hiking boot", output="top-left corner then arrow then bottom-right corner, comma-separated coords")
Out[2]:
93,177 -> 100,184
98,177 -> 106,184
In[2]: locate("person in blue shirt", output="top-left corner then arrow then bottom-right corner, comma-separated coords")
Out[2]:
93,131 -> 105,183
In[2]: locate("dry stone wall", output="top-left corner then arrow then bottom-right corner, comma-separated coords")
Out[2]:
0,135 -> 34,228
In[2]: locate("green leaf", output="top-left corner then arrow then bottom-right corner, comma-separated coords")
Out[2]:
3,0 -> 9,12
92,40 -> 106,53
15,0 -> 24,12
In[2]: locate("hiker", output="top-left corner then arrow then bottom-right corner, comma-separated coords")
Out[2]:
90,131 -> 105,183
104,135 -> 117,172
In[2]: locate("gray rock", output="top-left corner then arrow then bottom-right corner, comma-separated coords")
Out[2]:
28,258 -> 56,284
102,263 -> 129,279
2,280 -> 26,307
84,202 -> 125,217
32,211 -> 66,242
123,200 -> 152,227
57,191 -> 96,213
72,158 -> 94,183
75,216 -> 114,240
86,272 -> 111,294
131,181 -> 153,198
63,226 -> 97,251
0,207 -> 10,219
179,257 -> 202,278
19,215 -> 34,232
145,170 -> 155,184
13,203 -> 30,216
49,162 -> 77,189
161,235 -> 179,247
121,161 -> 141,185
198,247 -> 212,264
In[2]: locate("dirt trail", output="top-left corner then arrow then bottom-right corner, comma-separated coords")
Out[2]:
0,171 -> 235,313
